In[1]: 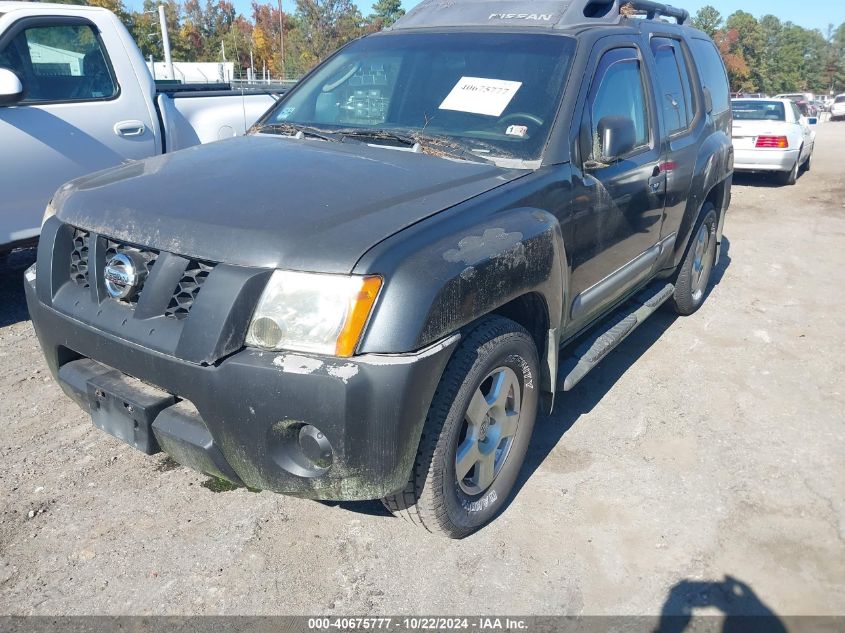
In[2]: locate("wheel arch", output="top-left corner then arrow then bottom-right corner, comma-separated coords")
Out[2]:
355,206 -> 567,396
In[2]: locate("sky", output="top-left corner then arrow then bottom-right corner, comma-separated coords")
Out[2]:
121,0 -> 845,33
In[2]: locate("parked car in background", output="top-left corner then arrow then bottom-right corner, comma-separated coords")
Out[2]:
731,98 -> 815,185
0,1 -> 283,257
774,92 -> 814,104
831,94 -> 845,121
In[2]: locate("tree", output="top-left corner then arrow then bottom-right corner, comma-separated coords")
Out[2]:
713,28 -> 750,91
725,11 -> 762,91
691,5 -> 722,37
292,0 -> 365,65
368,0 -> 404,28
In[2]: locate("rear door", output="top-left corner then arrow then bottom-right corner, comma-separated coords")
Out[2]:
646,34 -> 700,246
567,42 -> 665,326
0,16 -> 157,246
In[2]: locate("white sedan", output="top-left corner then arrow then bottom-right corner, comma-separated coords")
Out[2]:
731,98 -> 815,185
831,94 -> 845,120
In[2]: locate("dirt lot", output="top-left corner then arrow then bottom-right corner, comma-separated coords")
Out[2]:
1,123 -> 844,618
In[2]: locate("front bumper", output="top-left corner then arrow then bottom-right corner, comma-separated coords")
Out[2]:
733,148 -> 798,172
25,272 -> 458,500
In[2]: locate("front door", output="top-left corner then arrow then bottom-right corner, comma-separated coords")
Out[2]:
0,16 -> 157,247
567,44 -> 665,326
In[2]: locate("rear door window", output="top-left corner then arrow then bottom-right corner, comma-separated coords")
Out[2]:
690,38 -> 729,114
649,37 -> 694,133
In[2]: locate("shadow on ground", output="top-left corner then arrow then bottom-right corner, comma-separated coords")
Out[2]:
732,171 -> 809,188
514,236 -> 731,497
0,248 -> 37,328
655,575 -> 787,633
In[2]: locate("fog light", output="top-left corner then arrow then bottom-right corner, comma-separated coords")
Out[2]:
267,420 -> 333,477
298,424 -> 333,469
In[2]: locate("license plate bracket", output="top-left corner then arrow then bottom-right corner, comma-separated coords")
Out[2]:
87,372 -> 176,455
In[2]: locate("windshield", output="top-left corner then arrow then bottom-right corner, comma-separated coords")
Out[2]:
836,96 -> 845,104
731,101 -> 785,121
258,31 -> 576,165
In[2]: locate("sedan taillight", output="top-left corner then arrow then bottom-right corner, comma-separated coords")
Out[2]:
756,135 -> 789,148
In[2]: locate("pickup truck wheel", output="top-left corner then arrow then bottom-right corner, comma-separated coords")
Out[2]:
382,316 -> 539,538
669,205 -> 717,316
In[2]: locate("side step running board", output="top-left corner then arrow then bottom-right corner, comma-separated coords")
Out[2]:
557,282 -> 674,392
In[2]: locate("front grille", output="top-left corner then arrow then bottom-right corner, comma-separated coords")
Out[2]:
65,227 -> 217,320
69,229 -> 90,287
165,260 -> 215,319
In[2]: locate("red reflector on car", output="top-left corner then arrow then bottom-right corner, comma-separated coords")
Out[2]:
755,135 -> 789,148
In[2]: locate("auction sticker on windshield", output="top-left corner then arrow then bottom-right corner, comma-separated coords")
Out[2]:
439,77 -> 522,117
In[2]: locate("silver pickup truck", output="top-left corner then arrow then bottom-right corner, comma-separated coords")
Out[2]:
0,1 -> 282,255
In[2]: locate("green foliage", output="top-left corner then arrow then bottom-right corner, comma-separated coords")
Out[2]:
692,7 -> 845,96
368,0 -> 404,28
691,5 -> 722,38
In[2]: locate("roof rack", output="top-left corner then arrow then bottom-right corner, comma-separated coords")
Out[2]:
622,0 -> 688,24
390,0 -> 689,31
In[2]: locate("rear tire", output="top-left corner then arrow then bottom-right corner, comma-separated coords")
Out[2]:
668,204 -> 717,316
382,316 -> 539,538
778,152 -> 800,185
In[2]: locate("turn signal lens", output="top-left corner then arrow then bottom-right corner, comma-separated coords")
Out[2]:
335,275 -> 382,357
755,135 -> 788,148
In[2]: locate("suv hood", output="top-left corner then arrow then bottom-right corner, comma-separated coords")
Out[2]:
54,135 -> 526,273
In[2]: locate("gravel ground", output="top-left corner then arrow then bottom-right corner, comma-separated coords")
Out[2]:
1,123 -> 844,618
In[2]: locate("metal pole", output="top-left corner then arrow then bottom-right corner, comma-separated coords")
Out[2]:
158,4 -> 174,81
278,0 -> 285,80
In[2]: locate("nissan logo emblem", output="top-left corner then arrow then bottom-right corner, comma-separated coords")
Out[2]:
104,253 -> 140,299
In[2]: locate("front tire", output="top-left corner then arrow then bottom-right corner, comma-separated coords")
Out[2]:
669,204 -> 718,316
382,316 -> 539,538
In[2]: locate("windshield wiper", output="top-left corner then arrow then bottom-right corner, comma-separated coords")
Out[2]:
334,128 -> 419,147
335,128 -> 495,165
254,122 -> 341,142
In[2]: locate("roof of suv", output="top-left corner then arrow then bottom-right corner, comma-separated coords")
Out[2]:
390,0 -> 689,32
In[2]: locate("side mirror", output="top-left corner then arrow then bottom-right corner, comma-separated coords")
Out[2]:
597,115 -> 636,162
0,68 -> 25,106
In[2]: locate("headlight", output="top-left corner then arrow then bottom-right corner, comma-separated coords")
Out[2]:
245,270 -> 382,357
42,200 -> 56,226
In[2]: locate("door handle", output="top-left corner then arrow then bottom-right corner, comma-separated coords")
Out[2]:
648,165 -> 664,192
114,120 -> 146,137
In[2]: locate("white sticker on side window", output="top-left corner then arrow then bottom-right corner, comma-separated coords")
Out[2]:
438,77 -> 522,117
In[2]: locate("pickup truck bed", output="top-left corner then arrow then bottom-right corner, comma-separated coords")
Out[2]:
0,1 -> 282,251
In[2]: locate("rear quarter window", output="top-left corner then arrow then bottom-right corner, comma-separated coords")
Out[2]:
690,38 -> 729,115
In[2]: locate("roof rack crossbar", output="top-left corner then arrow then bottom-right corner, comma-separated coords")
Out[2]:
623,0 -> 689,24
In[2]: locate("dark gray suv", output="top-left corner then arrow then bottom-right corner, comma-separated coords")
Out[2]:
26,0 -> 732,537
